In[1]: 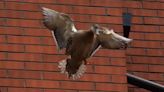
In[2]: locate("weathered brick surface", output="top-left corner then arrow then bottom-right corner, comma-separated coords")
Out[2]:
0,0 -> 163,92
0,0 -> 128,92
126,1 -> 164,92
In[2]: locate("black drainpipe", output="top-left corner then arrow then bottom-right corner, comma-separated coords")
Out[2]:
123,12 -> 132,38
127,73 -> 164,92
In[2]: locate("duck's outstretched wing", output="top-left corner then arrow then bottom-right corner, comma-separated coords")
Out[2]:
42,7 -> 77,51
97,29 -> 132,49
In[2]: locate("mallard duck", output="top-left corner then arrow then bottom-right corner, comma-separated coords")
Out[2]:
42,7 -> 132,79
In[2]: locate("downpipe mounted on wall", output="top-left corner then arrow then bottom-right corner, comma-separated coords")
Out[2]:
123,12 -> 132,38
122,12 -> 164,92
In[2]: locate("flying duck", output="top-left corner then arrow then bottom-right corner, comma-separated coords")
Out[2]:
42,7 -> 132,79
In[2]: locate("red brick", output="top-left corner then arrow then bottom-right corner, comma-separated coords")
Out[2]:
110,58 -> 126,66
0,27 -> 22,35
148,73 -> 164,81
94,66 -> 126,74
41,37 -> 56,45
107,8 -> 123,16
17,0 -> 55,3
6,2 -> 40,11
123,1 -> 142,8
22,11 -> 43,19
90,16 -> 122,24
149,65 -> 164,73
91,0 -> 141,8
132,17 -> 143,24
132,25 -> 159,32
70,14 -> 91,22
72,6 -> 106,15
126,56 -> 132,63
43,54 -> 66,62
23,28 -> 51,36
129,32 -> 145,40
56,0 -> 90,5
7,35 -> 42,44
0,2 -> 4,9
158,10 -> 164,17
0,52 -> 6,60
162,42 -> 164,48
81,74 -> 111,82
8,70 -> 42,79
44,89 -> 77,92
25,45 -> 57,54
145,33 -> 164,41
26,79 -> 60,88
127,48 -> 146,56
131,56 -> 164,65
133,72 -> 149,80
6,19 -> 41,28
135,72 -> 164,81
8,53 -> 43,61
0,35 -> 6,43
85,65 -> 94,73
0,44 -> 24,52
96,83 -> 127,92
0,78 -> 25,87
5,10 -> 23,18
133,88 -> 149,92
61,81 -> 94,90
160,26 -> 164,32
90,0 -> 123,7
43,72 -> 67,80
143,2 -> 164,9
0,18 -> 6,26
127,64 -> 149,72
79,91 -> 100,92
129,9 -> 157,17
0,87 -> 7,92
42,4 -> 72,14
0,70 -> 7,77
111,75 -> 127,83
146,49 -> 164,56
131,40 -> 161,48
0,10 -> 6,18
25,62 -> 59,71
95,49 -> 125,57
144,17 -> 162,25
74,22 -> 90,30
88,57 -> 110,65
0,61 -> 24,69
5,0 -> 23,1
8,88 -> 41,92
108,24 -> 123,32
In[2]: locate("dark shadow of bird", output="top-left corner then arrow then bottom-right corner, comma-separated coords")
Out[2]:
42,7 -> 132,79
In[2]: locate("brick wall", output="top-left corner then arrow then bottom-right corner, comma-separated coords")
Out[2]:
126,1 -> 164,92
0,0 -> 164,92
0,0 -> 128,92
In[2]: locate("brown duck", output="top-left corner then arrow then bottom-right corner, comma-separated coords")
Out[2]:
42,7 -> 132,79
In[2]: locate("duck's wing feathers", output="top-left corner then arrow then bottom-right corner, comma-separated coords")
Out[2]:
88,37 -> 101,57
42,7 -> 77,50
98,29 -> 132,49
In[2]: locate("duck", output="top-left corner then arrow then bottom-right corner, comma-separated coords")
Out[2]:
42,7 -> 132,79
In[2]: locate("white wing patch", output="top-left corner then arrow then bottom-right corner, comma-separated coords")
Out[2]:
72,25 -> 77,32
